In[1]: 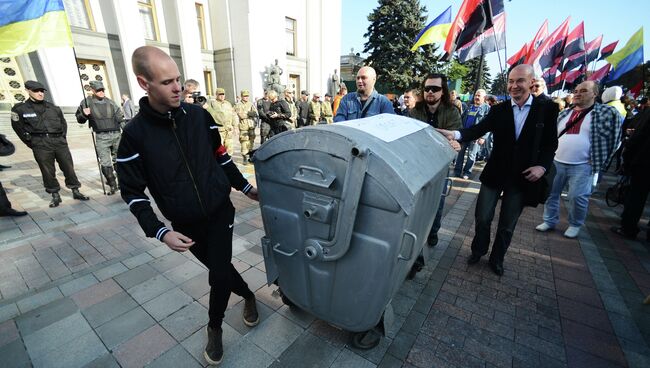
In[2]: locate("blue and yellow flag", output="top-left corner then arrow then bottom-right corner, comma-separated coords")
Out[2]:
0,0 -> 73,57
606,27 -> 643,82
411,6 -> 452,51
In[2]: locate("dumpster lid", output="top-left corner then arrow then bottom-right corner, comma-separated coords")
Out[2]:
337,114 -> 429,143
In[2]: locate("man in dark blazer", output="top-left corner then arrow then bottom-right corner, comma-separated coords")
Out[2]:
437,64 -> 559,275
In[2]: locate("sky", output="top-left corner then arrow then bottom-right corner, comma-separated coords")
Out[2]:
341,0 -> 649,85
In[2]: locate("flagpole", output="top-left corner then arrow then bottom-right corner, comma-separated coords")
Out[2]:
71,47 -> 107,196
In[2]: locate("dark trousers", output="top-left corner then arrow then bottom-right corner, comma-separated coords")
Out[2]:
31,137 -> 81,193
173,200 -> 253,328
428,195 -> 445,240
471,183 -> 526,263
621,174 -> 650,236
0,181 -> 12,212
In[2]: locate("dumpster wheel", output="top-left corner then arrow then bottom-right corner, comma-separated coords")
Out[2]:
350,329 -> 381,350
279,289 -> 296,308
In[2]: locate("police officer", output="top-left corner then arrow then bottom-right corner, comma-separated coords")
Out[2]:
234,90 -> 257,164
257,90 -> 272,143
206,88 -> 236,154
76,80 -> 123,195
296,90 -> 310,127
11,80 -> 89,207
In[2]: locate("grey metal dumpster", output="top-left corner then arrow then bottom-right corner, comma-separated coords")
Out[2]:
253,114 -> 456,334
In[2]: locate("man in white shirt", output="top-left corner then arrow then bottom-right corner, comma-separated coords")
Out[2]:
536,81 -> 620,238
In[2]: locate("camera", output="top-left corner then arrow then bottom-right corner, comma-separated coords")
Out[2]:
192,91 -> 207,106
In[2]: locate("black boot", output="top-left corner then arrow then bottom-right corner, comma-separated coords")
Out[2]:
204,326 -> 223,365
101,166 -> 119,195
49,192 -> 61,208
0,208 -> 27,217
72,188 -> 89,201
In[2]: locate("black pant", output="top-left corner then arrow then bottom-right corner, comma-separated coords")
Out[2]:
173,200 -> 253,328
621,174 -> 650,236
471,183 -> 526,263
31,136 -> 81,193
0,181 -> 12,212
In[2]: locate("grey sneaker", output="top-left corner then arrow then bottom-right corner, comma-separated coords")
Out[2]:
243,296 -> 259,327
204,326 -> 223,365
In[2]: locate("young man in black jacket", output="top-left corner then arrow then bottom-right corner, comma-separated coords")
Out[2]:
116,46 -> 259,366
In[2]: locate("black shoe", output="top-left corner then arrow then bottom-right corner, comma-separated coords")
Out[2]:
49,193 -> 61,208
489,260 -> 504,276
72,189 -> 89,201
243,296 -> 259,327
467,254 -> 481,265
0,164 -> 10,171
0,208 -> 27,217
204,326 -> 223,365
610,226 -> 636,240
427,233 -> 438,247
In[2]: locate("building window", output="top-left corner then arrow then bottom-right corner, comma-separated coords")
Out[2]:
63,0 -> 95,30
285,17 -> 296,56
138,0 -> 160,41
196,3 -> 207,49
203,70 -> 213,97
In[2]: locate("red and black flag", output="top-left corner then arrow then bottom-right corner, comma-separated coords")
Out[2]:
599,40 -> 618,60
562,52 -> 584,72
587,63 -> 610,83
563,21 -> 585,59
528,17 -> 571,75
443,0 -> 505,57
584,35 -> 603,64
507,42 -> 529,68
457,13 -> 506,63
525,20 -> 549,62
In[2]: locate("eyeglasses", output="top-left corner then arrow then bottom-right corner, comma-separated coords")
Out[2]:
96,89 -> 105,92
532,84 -> 542,88
423,85 -> 443,93
218,93 -> 225,96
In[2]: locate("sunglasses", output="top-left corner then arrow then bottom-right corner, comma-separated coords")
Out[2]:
96,89 -> 105,92
423,85 -> 443,93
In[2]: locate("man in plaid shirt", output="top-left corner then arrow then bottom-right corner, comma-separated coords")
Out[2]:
536,81 -> 621,238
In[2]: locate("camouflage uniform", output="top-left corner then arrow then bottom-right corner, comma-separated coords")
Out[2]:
234,90 -> 258,164
309,99 -> 323,125
206,88 -> 236,155
322,99 -> 334,124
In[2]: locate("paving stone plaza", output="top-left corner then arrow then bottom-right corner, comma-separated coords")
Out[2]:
1,122 -> 649,367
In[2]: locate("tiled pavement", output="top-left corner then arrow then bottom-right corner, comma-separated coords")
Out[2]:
1,119 -> 650,367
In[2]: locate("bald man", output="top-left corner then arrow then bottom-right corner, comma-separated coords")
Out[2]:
116,46 -> 259,365
536,81 -> 620,238
333,66 -> 394,122
437,65 -> 559,276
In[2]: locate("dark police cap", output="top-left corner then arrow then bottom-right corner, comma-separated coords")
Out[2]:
24,80 -> 46,91
301,90 -> 309,96
89,80 -> 105,90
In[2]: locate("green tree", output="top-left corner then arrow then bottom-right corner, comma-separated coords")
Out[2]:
490,70 -> 508,96
363,0 -> 445,93
460,57 -> 492,93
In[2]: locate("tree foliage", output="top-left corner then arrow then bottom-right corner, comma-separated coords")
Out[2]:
490,70 -> 508,96
460,57 -> 492,93
363,0 -> 445,93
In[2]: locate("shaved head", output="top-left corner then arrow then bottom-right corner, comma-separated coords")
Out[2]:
511,64 -> 535,79
132,46 -> 172,81
355,66 -> 378,98
131,46 -> 182,113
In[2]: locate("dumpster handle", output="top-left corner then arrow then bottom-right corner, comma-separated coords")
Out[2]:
273,243 -> 298,257
442,177 -> 453,197
304,146 -> 370,261
398,230 -> 417,261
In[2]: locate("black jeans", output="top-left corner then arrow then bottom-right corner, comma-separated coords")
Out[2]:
0,181 -> 12,212
621,174 -> 650,237
173,200 -> 254,328
31,136 -> 81,193
471,183 -> 526,263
